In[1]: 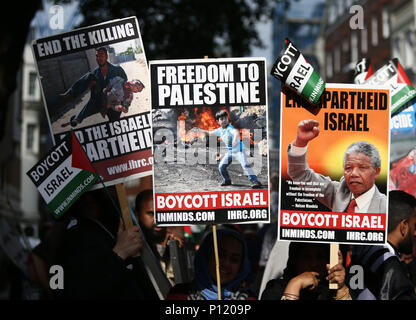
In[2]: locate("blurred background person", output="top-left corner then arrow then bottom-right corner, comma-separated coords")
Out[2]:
261,242 -> 349,300
167,225 -> 256,300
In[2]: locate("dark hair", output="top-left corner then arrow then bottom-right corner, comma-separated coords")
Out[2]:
96,46 -> 108,55
135,189 -> 153,212
388,190 -> 416,233
215,110 -> 229,121
66,188 -> 120,236
283,242 -> 329,281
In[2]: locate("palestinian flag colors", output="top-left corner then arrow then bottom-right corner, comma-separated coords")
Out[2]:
184,226 -> 193,239
364,58 -> 416,115
354,58 -> 373,85
271,38 -> 325,105
27,132 -> 98,219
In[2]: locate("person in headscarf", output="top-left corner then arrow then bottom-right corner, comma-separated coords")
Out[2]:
261,242 -> 350,300
166,225 -> 256,300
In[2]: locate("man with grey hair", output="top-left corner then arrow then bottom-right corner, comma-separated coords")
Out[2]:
344,141 -> 381,169
287,119 -> 386,213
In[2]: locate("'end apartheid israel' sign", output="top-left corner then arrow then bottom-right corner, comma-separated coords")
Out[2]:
26,132 -> 99,219
279,84 -> 390,245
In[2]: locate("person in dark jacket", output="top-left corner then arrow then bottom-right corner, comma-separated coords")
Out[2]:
351,190 -> 416,300
53,189 -> 159,300
134,189 -> 184,286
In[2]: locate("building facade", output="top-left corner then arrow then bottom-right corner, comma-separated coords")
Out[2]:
390,0 -> 416,84
324,0 -> 405,83
0,1 -> 83,240
270,0 -> 325,150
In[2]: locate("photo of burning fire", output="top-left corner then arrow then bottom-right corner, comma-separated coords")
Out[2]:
152,105 -> 269,193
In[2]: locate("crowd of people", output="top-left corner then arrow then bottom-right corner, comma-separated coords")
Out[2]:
0,182 -> 414,301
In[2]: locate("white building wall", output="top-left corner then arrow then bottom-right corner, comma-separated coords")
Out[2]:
20,44 -> 41,224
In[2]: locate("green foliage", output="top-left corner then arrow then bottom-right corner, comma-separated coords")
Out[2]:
73,0 -> 292,60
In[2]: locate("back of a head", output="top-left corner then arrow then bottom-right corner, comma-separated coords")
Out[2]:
388,190 -> 416,233
135,189 -> 153,213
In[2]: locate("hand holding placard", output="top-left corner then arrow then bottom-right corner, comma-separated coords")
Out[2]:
113,219 -> 143,260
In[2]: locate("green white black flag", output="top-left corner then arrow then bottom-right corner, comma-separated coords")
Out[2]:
26,132 -> 98,219
364,58 -> 416,115
271,38 -> 325,105
354,58 -> 373,85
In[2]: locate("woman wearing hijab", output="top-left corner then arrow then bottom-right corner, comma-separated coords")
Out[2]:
167,225 -> 256,300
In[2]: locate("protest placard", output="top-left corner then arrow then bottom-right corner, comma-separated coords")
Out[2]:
26,132 -> 98,219
354,58 -> 373,85
32,17 -> 152,188
271,38 -> 325,106
279,84 -> 390,245
150,57 -> 270,225
389,99 -> 416,196
363,58 -> 416,116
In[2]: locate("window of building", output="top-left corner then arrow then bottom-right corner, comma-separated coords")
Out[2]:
328,0 -> 342,25
337,0 -> 343,17
26,123 -> 38,153
334,47 -> 341,73
361,27 -> 368,53
346,0 -> 354,7
382,8 -> 389,39
328,4 -> 336,25
405,30 -> 414,67
28,72 -> 38,97
26,123 -> 37,152
393,36 -> 403,62
343,38 -> 350,66
351,32 -> 358,63
326,52 -> 333,79
371,15 -> 378,47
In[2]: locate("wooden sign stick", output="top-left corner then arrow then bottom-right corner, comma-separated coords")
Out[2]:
329,243 -> 339,289
115,183 -> 133,228
201,54 -> 222,300
212,224 -> 221,300
115,179 -> 171,298
115,183 -> 140,256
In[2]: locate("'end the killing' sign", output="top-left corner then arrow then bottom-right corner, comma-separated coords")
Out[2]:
27,133 -> 98,219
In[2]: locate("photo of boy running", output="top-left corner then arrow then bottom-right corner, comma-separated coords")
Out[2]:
193,109 -> 262,189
